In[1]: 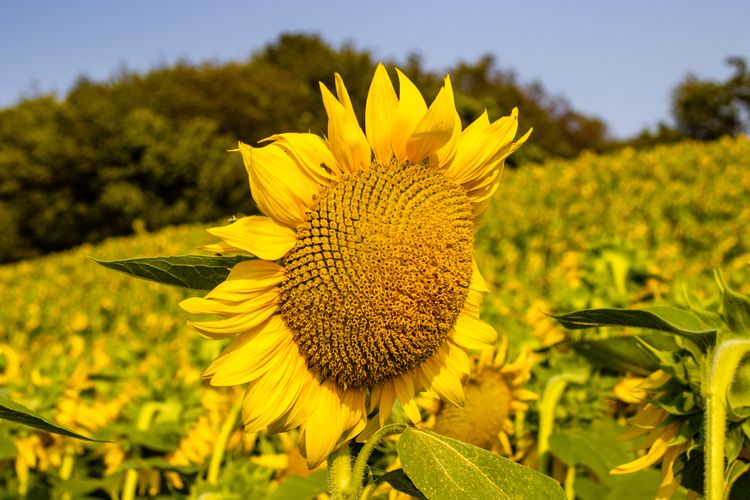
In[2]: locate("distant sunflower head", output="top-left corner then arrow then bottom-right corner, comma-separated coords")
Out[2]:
181,64 -> 530,467
428,337 -> 538,458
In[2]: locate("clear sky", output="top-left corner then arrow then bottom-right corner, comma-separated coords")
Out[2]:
1,0 -> 748,138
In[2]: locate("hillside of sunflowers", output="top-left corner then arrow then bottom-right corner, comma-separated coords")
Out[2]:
1,135 -> 749,498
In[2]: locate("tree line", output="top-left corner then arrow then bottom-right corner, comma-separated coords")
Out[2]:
0,33 -> 745,262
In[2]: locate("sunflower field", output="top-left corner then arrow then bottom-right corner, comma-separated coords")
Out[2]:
0,135 -> 748,499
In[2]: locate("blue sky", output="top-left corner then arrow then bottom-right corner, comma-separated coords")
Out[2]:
1,0 -> 748,138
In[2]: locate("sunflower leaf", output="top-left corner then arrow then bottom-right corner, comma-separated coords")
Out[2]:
554,306 -> 716,352
265,470 -> 328,500
398,428 -> 565,500
92,255 -> 253,290
378,469 -> 427,499
0,395 -> 103,441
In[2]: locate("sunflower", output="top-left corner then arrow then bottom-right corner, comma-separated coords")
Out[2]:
426,337 -> 538,459
611,371 -> 691,499
181,64 -> 529,467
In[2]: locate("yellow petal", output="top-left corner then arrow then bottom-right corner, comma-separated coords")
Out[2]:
610,424 -> 679,475
263,132 -> 342,180
391,69 -> 427,161
241,339 -> 309,431
452,314 -> 498,349
186,293 -> 279,339
405,75 -> 456,164
365,64 -> 398,164
180,287 -> 280,316
414,343 -> 465,407
393,375 -> 422,423
303,381 -> 364,467
377,381 -> 397,426
205,260 -> 284,302
239,142 -> 321,227
207,216 -> 297,261
446,109 -> 518,186
319,82 -> 371,173
432,110 -> 462,168
203,316 -> 290,385
334,73 -> 356,117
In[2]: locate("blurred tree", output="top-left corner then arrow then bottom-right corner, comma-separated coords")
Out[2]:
0,33 -> 611,262
671,56 -> 749,140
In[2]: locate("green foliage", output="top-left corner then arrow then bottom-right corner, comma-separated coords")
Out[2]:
672,56 -> 750,140
0,33 -> 609,263
397,428 -> 565,500
0,396 -> 102,441
94,255 -> 253,290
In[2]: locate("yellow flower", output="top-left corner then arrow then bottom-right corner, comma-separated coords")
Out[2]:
427,337 -> 538,459
611,370 -> 688,499
182,64 -> 529,467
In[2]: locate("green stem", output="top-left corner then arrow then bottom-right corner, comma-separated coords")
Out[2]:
329,424 -> 408,500
351,423 -> 407,495
327,444 -> 353,500
537,372 -> 587,473
704,340 -> 750,500
122,403 -> 163,500
207,394 -> 243,484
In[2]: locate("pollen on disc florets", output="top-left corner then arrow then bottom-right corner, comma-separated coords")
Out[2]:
279,160 -> 474,388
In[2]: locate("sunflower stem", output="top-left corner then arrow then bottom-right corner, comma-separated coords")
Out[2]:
349,424 -> 407,498
122,403 -> 163,500
327,443 -> 355,500
703,340 -> 750,500
537,372 -> 587,473
207,393 -> 243,485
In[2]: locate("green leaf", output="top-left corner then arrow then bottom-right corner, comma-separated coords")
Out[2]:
398,427 -> 565,500
718,273 -> 750,338
379,469 -> 427,499
0,395 -> 103,441
548,420 -> 630,481
92,255 -> 252,290
728,460 -> 750,500
554,306 -> 716,351
569,332 -> 676,375
265,470 -> 328,500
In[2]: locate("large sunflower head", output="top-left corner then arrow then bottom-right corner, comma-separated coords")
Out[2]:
181,64 -> 530,467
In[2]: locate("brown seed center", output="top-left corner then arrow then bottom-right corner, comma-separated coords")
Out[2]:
280,161 -> 473,388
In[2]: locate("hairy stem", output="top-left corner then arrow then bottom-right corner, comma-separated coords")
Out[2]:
704,340 -> 750,500
328,443 -> 353,500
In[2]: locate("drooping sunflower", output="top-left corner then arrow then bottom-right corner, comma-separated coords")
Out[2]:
181,64 -> 530,467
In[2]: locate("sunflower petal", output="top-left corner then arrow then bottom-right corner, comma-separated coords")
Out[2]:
366,64 -> 398,164
205,260 -> 284,302
207,216 -> 296,261
186,294 -> 279,339
263,133 -> 342,180
303,381 -> 364,467
203,317 -> 290,385
393,375 -> 422,423
239,142 -> 320,227
405,75 -> 456,164
391,69 -> 427,161
452,314 -> 498,349
320,82 -> 371,173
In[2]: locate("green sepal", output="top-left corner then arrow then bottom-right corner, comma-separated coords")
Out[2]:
554,306 -> 717,352
727,460 -> 750,500
0,395 -> 105,441
397,427 -> 565,500
717,271 -> 750,339
92,254 -> 253,290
